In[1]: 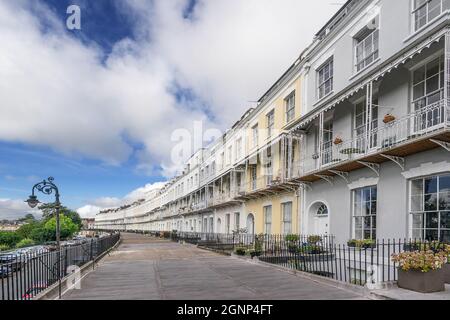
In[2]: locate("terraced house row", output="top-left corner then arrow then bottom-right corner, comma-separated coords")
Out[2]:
95,0 -> 450,244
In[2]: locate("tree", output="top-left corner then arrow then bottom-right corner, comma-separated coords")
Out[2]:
43,215 -> 79,241
0,231 -> 21,248
16,221 -> 41,239
38,203 -> 82,228
18,214 -> 36,223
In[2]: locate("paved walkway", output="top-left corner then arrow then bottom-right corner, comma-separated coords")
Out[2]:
62,233 -> 365,300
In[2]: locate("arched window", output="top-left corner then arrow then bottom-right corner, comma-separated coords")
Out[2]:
317,204 -> 329,216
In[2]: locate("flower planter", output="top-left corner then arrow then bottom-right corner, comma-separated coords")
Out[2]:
383,114 -> 396,124
397,269 -> 445,293
445,264 -> 450,284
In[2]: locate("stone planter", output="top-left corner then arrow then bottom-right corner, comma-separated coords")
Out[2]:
444,264 -> 450,284
397,268 -> 445,293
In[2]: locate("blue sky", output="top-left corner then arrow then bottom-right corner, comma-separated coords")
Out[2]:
0,0 -> 341,218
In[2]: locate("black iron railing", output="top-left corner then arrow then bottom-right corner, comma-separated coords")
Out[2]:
102,230 -> 450,287
0,232 -> 120,300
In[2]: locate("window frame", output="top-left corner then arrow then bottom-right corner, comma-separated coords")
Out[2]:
281,201 -> 293,235
317,58 -> 334,100
354,28 -> 379,73
352,186 -> 378,240
264,205 -> 272,235
412,0 -> 450,32
285,91 -> 296,123
252,124 -> 259,148
409,173 -> 450,242
266,110 -> 275,138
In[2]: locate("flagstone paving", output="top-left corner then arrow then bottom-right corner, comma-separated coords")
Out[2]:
62,233 -> 366,300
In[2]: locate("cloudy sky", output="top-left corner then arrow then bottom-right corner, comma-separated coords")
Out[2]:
0,0 -> 342,219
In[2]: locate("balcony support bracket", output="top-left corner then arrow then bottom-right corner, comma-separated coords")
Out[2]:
357,161 -> 380,177
328,170 -> 349,183
380,154 -> 405,171
430,139 -> 450,152
298,182 -> 312,191
314,174 -> 334,186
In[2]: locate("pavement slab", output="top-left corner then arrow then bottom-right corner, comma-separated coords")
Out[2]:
62,233 -> 366,300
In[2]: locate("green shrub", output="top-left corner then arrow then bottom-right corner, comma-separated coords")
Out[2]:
285,234 -> 300,242
347,239 -> 376,249
0,231 -> 21,248
234,247 -> 246,256
0,244 -> 10,252
16,238 -> 35,249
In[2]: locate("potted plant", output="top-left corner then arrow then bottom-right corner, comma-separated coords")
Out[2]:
334,137 -> 343,145
391,250 -> 447,293
307,235 -> 322,244
444,245 -> 450,284
347,239 -> 376,249
383,114 -> 396,124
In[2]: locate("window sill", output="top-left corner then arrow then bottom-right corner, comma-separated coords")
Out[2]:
313,91 -> 335,107
348,58 -> 381,82
403,11 -> 450,43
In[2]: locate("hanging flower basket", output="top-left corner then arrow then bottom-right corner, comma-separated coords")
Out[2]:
334,137 -> 343,145
383,114 -> 396,124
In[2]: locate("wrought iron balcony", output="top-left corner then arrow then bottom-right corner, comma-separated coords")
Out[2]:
292,99 -> 450,181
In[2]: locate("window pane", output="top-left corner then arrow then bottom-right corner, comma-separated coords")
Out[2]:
411,195 -> 424,212
424,177 -> 438,194
354,217 -> 363,229
413,83 -> 425,100
412,213 -> 424,229
370,201 -> 377,215
428,0 -> 441,21
411,179 -> 424,195
426,212 -> 439,228
439,175 -> 450,192
424,193 -> 438,211
440,230 -> 450,243
413,67 -> 426,84
363,188 -> 371,202
426,74 -> 439,94
371,186 -> 377,200
440,211 -> 450,229
363,202 -> 371,216
425,229 -> 439,241
364,217 -> 371,230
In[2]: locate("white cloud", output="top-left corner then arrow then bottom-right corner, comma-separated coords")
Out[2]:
0,199 -> 41,220
76,205 -> 102,219
76,181 -> 166,218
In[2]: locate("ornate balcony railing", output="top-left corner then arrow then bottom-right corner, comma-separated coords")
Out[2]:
293,99 -> 449,178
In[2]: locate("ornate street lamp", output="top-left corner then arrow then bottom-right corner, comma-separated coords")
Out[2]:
25,177 -> 62,299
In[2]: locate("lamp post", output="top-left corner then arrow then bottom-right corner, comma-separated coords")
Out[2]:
25,177 -> 62,299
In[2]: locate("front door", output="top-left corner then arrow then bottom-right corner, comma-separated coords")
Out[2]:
314,204 -> 329,235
